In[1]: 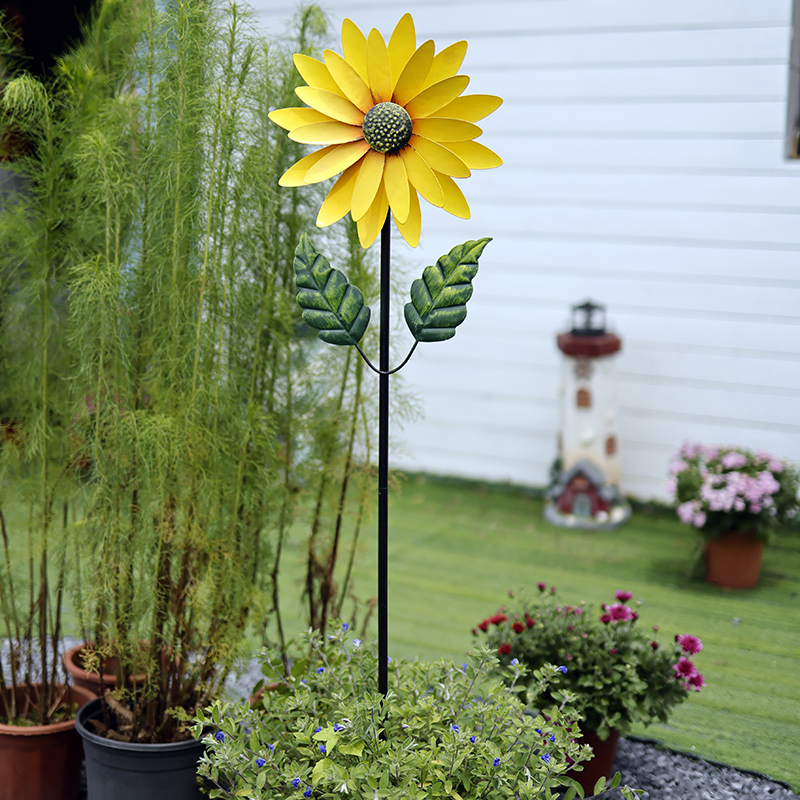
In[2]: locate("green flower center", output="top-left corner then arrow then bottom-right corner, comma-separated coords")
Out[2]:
361,102 -> 412,154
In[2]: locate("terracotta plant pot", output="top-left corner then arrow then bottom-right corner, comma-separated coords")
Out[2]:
705,531 -> 764,589
63,643 -> 148,697
0,682 -> 96,800
566,727 -> 620,796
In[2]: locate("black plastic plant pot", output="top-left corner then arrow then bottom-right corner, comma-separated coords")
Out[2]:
75,698 -> 206,800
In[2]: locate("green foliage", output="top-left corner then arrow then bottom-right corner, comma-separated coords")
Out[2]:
474,586 -> 706,740
193,626 -> 638,800
404,238 -> 490,343
0,0 -> 371,735
294,232 -> 371,346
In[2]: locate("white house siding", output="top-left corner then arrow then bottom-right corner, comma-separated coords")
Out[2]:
252,0 -> 800,500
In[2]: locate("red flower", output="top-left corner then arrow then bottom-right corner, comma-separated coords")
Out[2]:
600,614 -> 611,624
609,648 -> 617,655
537,582 -> 547,592
673,657 -> 698,680
686,672 -> 706,691
650,640 -> 659,650
489,613 -> 508,625
512,621 -> 525,633
525,615 -> 536,628
477,620 -> 489,632
498,642 -> 512,655
614,590 -> 633,603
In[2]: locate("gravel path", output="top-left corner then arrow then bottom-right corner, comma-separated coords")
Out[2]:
608,736 -> 797,800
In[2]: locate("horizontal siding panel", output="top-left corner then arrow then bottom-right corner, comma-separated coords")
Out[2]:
484,170 -> 800,209
498,135 -> 788,172
512,101 -> 787,136
464,204 -> 800,251
500,64 -> 788,100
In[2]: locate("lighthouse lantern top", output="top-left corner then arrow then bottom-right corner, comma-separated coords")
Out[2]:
571,300 -> 606,337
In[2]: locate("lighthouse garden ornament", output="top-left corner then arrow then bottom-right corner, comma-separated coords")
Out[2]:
269,13 -> 502,694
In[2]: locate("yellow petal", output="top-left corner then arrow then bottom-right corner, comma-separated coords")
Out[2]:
409,134 -> 470,178
289,122 -> 364,145
317,162 -> 360,227
269,107 -> 332,132
392,40 -> 434,108
304,140 -> 370,183
388,13 -> 416,89
293,54 -> 342,96
411,117 -> 482,142
357,185 -> 389,248
383,154 -> 410,223
295,86 -> 364,125
445,140 -> 503,170
324,50 -> 373,113
436,94 -> 503,123
400,147 -> 444,207
394,186 -> 421,247
366,28 -> 392,104
421,41 -> 467,90
404,75 -> 470,119
351,149 -> 385,221
435,172 -> 471,219
342,18 -> 368,84
278,145 -> 338,187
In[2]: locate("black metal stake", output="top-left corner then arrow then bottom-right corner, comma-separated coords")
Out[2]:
378,214 -> 390,697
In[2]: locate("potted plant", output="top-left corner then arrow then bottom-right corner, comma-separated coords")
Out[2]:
0,0 -> 354,797
0,13 -> 100,800
193,624 -> 638,800
473,585 -> 706,794
668,443 -> 800,588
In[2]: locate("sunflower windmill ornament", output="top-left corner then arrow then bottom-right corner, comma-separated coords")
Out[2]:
269,13 -> 502,694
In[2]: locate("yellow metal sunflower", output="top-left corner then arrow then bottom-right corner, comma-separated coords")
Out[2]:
269,14 -> 503,249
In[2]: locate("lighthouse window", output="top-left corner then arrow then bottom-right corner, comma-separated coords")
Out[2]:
606,435 -> 617,455
576,388 -> 591,408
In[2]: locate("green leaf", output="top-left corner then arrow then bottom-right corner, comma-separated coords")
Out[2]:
312,758 -> 336,785
340,741 -> 365,757
611,772 -> 622,789
404,238 -> 491,343
593,776 -> 607,795
294,232 -> 371,346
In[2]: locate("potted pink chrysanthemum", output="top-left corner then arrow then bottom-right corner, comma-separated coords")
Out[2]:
668,443 -> 800,588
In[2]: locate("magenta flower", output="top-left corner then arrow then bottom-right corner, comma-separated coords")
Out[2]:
677,634 -> 703,655
608,603 -> 634,622
614,590 -> 633,603
673,657 -> 698,680
686,672 -> 706,691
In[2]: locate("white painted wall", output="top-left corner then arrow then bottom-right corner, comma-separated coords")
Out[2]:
252,0 -> 800,500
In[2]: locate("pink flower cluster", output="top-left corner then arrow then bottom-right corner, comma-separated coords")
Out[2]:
669,443 -> 795,532
672,634 -> 705,691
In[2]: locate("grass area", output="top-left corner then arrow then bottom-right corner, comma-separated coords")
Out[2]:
275,474 -> 800,792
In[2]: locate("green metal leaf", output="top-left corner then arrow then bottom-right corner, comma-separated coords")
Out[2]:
294,232 -> 371,346
404,237 -> 491,343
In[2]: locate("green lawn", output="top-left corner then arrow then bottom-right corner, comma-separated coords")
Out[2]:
275,475 -> 800,792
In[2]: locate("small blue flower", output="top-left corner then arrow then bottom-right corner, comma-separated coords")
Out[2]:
316,667 -> 325,674
342,622 -> 349,632
469,736 -> 477,743
256,757 -> 266,768
535,728 -> 542,735
292,778 -> 301,789
334,723 -> 345,732
268,743 -> 276,752
548,734 -> 555,743
304,787 -> 312,798
541,753 -> 551,764
493,758 -> 501,767
461,663 -> 468,672
319,744 -> 326,754
451,724 -> 460,733
352,639 -> 362,648
314,727 -> 322,734
214,731 -> 225,742
556,666 -> 568,674
387,655 -> 392,664
510,658 -> 519,666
